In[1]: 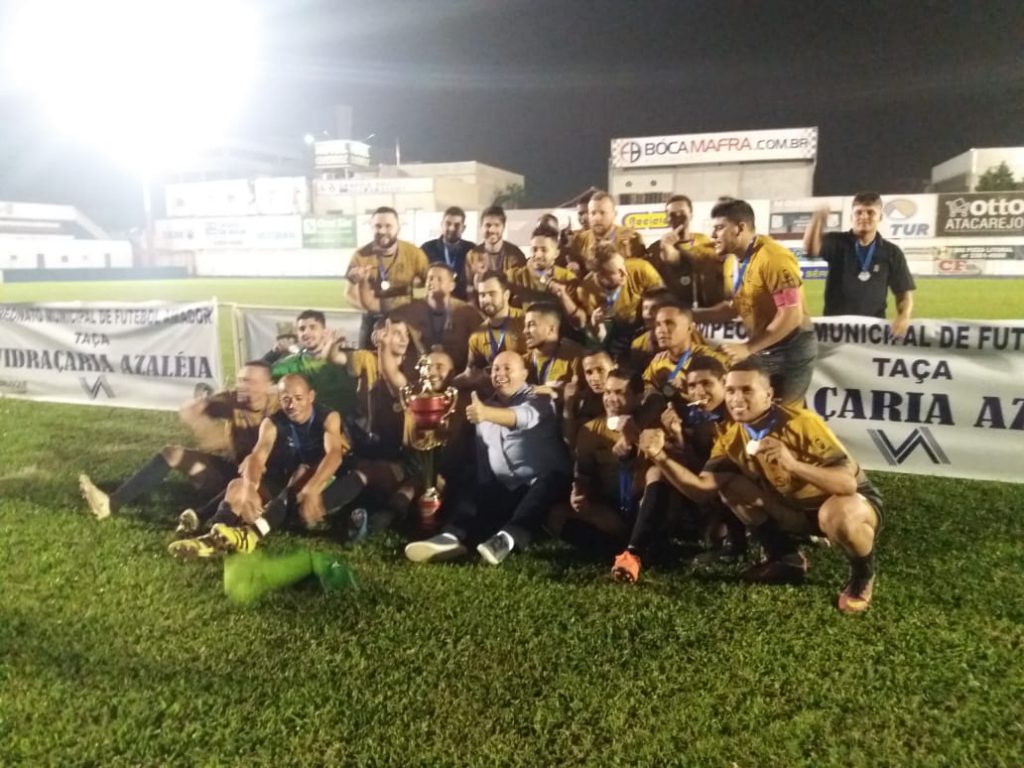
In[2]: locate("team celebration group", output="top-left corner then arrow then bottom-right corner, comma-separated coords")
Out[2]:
79,191 -> 918,613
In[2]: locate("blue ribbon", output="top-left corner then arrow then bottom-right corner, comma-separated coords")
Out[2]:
532,352 -> 554,384
742,410 -> 775,444
618,463 -> 633,515
731,238 -> 758,295
668,347 -> 692,385
487,321 -> 507,361
854,237 -> 878,275
605,285 -> 623,309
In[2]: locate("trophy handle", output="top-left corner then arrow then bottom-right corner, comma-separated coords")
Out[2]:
442,387 -> 459,419
399,383 -> 415,411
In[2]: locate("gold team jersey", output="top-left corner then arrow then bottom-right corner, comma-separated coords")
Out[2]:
723,235 -> 813,341
508,264 -> 578,307
704,404 -> 877,513
575,417 -> 646,504
347,241 -> 430,313
349,349 -> 378,393
642,344 -> 729,393
576,258 -> 664,324
202,390 -> 281,461
567,225 -> 647,267
465,241 -> 527,284
467,309 -> 527,369
525,338 -> 585,387
389,298 -> 483,371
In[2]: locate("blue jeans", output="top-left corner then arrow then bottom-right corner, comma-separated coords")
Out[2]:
754,329 -> 818,406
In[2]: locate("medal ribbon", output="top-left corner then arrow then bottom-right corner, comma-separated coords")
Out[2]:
731,237 -> 758,296
854,237 -> 878,275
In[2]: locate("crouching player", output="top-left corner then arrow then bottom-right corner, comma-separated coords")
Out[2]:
636,358 -> 882,613
170,375 -> 363,557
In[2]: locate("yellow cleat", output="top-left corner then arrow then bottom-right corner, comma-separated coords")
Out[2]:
78,474 -> 111,520
211,523 -> 259,554
168,533 -> 222,559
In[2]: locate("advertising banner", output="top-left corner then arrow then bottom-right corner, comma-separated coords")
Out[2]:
165,178 -> 309,218
611,127 -> 818,169
154,216 -> 303,251
936,192 -> 1024,237
302,216 -> 358,249
770,197 -> 845,240
698,316 -> 1024,483
0,301 -> 221,411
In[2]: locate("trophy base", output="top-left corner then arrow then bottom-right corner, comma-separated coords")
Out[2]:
417,488 -> 442,535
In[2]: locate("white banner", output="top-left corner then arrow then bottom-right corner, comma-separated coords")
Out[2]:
232,305 -> 364,368
0,301 -> 221,411
165,178 -> 309,218
698,316 -> 1024,483
154,216 -> 303,251
611,127 -> 818,169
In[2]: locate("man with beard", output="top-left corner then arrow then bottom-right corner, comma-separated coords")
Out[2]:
646,194 -> 726,308
571,245 -> 663,358
459,270 -> 527,391
695,199 -> 817,405
637,358 -> 883,613
169,374 -> 359,557
805,192 -> 915,337
464,205 -> 527,302
522,303 -> 584,402
420,206 -> 475,301
566,191 -> 646,275
373,264 -> 481,372
508,224 -> 578,308
404,351 -> 571,566
347,206 -> 430,348
271,309 -> 358,416
78,361 -> 278,531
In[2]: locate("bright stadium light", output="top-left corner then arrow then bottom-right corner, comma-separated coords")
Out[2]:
3,0 -> 260,172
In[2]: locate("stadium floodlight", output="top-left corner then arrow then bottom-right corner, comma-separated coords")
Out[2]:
2,0 -> 260,173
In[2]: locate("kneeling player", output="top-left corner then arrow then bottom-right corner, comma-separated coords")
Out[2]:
637,358 -> 881,613
170,375 -> 361,557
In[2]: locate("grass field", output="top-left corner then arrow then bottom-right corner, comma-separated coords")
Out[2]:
2,278 -> 1024,766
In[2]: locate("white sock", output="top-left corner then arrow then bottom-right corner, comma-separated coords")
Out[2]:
498,530 -> 515,551
253,517 -> 271,537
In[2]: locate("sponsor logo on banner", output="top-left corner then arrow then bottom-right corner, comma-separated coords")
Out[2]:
944,244 -> 1024,260
302,216 -> 357,249
867,426 -> 950,466
880,196 -> 935,238
314,177 -> 433,196
79,375 -> 115,400
621,211 -> 667,230
611,127 -> 818,169
937,192 -> 1024,236
937,259 -> 984,276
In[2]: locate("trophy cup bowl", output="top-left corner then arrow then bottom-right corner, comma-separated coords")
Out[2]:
400,356 -> 459,533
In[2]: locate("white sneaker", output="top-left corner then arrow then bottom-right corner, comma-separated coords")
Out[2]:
404,533 -> 467,563
477,531 -> 514,566
175,509 -> 200,536
78,474 -> 111,520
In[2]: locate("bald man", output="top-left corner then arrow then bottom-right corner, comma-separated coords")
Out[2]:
169,374 -> 363,558
405,350 -> 571,566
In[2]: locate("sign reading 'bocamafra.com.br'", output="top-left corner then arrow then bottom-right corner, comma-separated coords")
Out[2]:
0,302 -> 221,411
610,127 -> 818,168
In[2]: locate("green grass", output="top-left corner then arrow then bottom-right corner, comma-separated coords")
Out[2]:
3,276 -> 1024,320
2,277 -> 1024,765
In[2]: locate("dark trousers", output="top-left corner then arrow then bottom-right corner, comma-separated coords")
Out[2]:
210,471 -> 364,533
444,472 -> 571,548
754,329 -> 818,405
359,312 -> 384,350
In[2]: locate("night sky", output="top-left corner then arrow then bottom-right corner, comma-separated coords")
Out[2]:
0,0 -> 1022,229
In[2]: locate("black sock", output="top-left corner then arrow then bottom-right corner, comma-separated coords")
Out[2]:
849,551 -> 875,583
752,519 -> 798,560
627,481 -> 670,554
109,453 -> 171,511
321,472 -> 368,513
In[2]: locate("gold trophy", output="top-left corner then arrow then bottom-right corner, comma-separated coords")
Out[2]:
400,355 -> 458,533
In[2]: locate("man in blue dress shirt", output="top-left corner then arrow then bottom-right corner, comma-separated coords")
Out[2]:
404,350 -> 571,565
